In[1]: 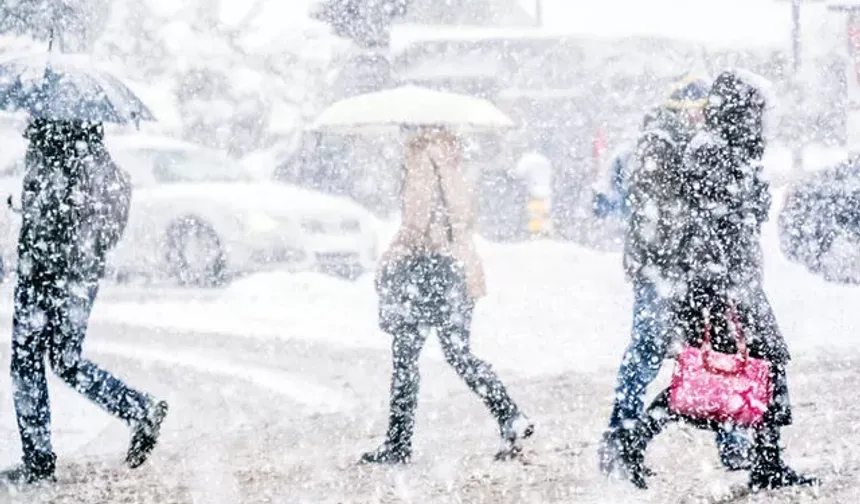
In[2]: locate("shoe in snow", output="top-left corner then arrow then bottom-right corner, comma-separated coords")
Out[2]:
0,462 -> 55,492
127,400 -> 169,469
496,413 -> 535,461
360,443 -> 411,465
749,465 -> 820,493
598,430 -> 623,475
600,428 -> 648,489
720,451 -> 752,472
717,430 -> 752,472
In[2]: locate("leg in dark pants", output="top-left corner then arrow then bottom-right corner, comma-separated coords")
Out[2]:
601,283 -> 749,476
365,299 -> 526,464
437,301 -> 518,429
46,283 -> 150,422
11,277 -> 152,476
626,369 -> 817,491
381,322 -> 429,460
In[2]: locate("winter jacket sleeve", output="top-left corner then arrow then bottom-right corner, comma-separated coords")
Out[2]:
623,130 -> 679,283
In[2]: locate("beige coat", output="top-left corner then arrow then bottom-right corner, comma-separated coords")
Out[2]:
380,131 -> 487,299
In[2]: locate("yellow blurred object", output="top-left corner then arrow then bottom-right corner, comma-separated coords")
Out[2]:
526,198 -> 552,237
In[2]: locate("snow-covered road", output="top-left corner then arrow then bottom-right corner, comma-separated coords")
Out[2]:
0,207 -> 855,501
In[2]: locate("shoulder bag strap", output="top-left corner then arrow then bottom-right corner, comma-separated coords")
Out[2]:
428,156 -> 454,243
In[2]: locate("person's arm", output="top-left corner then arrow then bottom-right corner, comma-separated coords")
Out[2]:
382,154 -> 434,260
623,133 -> 671,280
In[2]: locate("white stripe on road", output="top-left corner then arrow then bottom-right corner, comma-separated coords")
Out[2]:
87,341 -> 356,414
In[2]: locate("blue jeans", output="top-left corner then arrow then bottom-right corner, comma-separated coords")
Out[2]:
609,282 -> 668,429
608,281 -> 750,466
11,274 -> 150,468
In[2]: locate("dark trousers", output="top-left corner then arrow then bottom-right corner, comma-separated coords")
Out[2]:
384,300 -> 519,450
11,275 -> 150,469
635,364 -> 791,470
608,282 -> 750,465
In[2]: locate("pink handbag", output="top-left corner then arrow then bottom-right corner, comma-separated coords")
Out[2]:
668,307 -> 773,427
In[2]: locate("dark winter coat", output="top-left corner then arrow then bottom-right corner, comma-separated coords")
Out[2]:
17,119 -> 131,284
623,107 -> 698,284
671,71 -> 790,365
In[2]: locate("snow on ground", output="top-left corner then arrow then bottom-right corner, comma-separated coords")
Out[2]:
0,150 -> 853,501
85,207 -> 860,381
0,219 -> 854,502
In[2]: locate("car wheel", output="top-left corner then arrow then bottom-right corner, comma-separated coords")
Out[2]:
817,227 -> 860,284
165,216 -> 227,287
332,264 -> 364,281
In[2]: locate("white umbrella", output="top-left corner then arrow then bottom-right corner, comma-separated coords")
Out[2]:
310,85 -> 515,134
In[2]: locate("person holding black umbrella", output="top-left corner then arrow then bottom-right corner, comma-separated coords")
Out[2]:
0,54 -> 166,487
1,117 -> 168,487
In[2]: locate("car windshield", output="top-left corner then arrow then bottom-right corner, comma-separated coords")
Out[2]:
113,148 -> 250,186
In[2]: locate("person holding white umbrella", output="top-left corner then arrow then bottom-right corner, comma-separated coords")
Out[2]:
313,87 -> 533,463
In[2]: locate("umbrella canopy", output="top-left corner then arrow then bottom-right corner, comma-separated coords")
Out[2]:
311,85 -> 515,133
0,53 -> 155,124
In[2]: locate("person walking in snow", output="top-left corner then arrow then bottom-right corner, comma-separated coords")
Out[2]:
599,74 -> 752,475
362,127 -> 533,464
2,119 -> 168,487
614,71 -> 819,492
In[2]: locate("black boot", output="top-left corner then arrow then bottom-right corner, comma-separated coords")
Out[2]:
360,419 -> 413,465
0,452 -> 56,489
601,393 -> 673,489
361,399 -> 415,465
717,428 -> 752,471
496,412 -> 535,460
598,426 -> 649,489
749,427 -> 819,492
360,442 -> 412,465
127,400 -> 169,469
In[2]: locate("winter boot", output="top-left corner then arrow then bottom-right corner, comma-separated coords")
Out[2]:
496,413 -> 535,460
360,442 -> 412,465
717,428 -> 752,471
598,429 -> 623,475
127,400 -> 169,469
360,402 -> 415,465
598,426 -> 649,488
0,452 -> 56,490
748,427 -> 819,492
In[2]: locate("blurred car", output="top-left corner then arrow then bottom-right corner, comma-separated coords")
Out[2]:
0,134 -> 378,286
779,155 -> 860,284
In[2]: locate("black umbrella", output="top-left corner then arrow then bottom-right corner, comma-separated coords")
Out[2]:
0,53 -> 155,124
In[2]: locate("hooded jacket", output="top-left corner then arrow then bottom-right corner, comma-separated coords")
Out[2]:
675,71 -> 788,363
